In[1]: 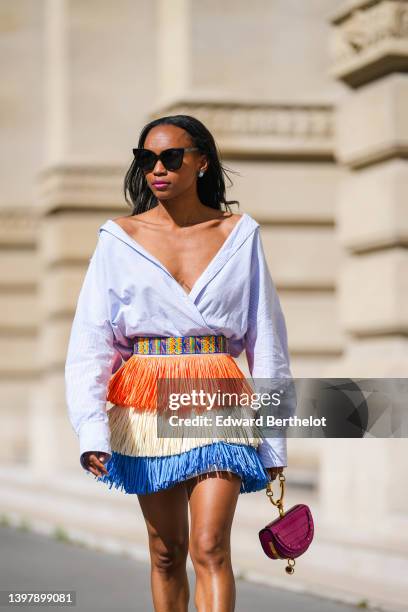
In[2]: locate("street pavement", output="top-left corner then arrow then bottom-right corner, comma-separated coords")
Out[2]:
0,525 -> 383,612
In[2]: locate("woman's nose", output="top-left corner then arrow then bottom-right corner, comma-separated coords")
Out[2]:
153,159 -> 167,174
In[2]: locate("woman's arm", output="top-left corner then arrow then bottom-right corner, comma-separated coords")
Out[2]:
64,231 -> 130,470
244,227 -> 294,468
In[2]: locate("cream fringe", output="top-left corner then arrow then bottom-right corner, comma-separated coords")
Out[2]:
108,404 -> 263,457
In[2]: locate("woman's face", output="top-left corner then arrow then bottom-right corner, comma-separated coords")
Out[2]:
142,124 -> 208,201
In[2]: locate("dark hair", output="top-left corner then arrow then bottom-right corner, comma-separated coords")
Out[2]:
123,114 -> 240,215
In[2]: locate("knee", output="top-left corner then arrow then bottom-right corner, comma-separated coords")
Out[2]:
149,535 -> 189,575
190,532 -> 230,571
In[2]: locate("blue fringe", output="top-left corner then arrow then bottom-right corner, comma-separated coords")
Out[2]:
94,442 -> 270,495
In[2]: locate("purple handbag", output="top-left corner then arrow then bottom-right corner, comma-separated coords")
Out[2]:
258,472 -> 314,574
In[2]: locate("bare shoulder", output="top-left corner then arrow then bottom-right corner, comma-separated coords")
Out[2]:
219,211 -> 243,226
224,212 -> 244,233
112,212 -> 153,229
111,215 -> 126,228
223,212 -> 242,220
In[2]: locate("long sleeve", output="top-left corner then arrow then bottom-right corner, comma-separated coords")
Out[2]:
64,231 -> 129,469
244,227 -> 295,468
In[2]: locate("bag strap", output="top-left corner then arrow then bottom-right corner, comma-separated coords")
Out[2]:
266,472 -> 286,518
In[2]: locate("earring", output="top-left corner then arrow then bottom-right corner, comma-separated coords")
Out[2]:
198,169 -> 205,178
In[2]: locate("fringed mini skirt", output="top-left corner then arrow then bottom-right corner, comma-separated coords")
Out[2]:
95,334 -> 270,495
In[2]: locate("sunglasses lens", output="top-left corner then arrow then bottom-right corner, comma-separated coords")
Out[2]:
161,149 -> 183,170
135,150 -> 156,172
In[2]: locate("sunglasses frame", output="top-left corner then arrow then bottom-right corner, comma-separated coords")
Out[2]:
132,147 -> 200,172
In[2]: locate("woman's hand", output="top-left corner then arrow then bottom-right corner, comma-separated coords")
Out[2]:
81,451 -> 110,477
266,466 -> 284,481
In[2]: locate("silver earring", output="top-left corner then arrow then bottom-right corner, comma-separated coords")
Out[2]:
198,170 -> 205,178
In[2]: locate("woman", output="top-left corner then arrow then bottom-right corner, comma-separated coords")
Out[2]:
65,114 -> 293,611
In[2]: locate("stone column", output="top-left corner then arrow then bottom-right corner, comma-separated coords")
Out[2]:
0,212 -> 39,463
319,0 -> 408,533
0,0 -> 44,464
31,0 -> 158,476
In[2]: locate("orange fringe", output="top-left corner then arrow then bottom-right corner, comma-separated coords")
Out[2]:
107,353 -> 255,413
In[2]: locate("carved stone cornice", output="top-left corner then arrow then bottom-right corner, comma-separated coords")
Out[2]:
330,0 -> 408,87
36,164 -> 125,215
150,100 -> 334,159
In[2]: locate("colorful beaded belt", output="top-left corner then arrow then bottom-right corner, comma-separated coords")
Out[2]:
133,334 -> 229,355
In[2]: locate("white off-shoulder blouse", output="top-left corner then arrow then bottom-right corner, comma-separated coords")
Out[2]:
64,212 -> 293,468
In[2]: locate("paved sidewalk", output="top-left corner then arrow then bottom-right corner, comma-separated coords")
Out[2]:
0,525 -> 384,612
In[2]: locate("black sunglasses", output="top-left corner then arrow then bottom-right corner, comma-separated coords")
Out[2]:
132,147 -> 199,172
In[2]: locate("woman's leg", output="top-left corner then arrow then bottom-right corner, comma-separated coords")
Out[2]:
187,470 -> 242,612
137,481 -> 190,612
